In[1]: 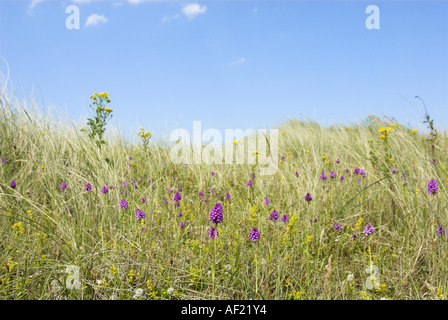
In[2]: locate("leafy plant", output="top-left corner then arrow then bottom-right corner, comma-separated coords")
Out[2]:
84,92 -> 113,148
138,128 -> 152,153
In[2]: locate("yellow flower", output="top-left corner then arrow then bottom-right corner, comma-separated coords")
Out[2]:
233,140 -> 242,144
304,149 -> 310,153
355,217 -> 363,229
378,128 -> 386,133
410,129 -> 418,133
11,221 -> 24,234
389,158 -> 394,162
103,108 -> 113,112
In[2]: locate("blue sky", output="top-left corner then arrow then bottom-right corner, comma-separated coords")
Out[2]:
1,0 -> 447,140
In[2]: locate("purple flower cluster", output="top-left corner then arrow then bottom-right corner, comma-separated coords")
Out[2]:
60,182 -> 67,190
135,209 -> 145,220
269,210 -> 279,221
173,192 -> 181,207
119,198 -> 128,209
208,227 -> 219,240
364,222 -> 375,236
305,192 -> 312,202
210,203 -> 223,224
427,179 -> 438,195
334,223 -> 342,231
249,227 -> 260,241
437,225 -> 446,236
84,183 -> 92,191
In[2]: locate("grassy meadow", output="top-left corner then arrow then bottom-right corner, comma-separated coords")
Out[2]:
1,89 -> 447,300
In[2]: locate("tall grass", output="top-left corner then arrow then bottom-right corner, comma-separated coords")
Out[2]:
1,86 -> 447,300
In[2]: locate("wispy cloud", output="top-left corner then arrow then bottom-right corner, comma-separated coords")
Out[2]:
85,14 -> 108,27
182,3 -> 207,20
228,57 -> 247,67
162,14 -> 180,23
71,0 -> 92,4
28,0 -> 44,14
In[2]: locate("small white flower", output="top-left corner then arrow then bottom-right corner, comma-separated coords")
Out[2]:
167,287 -> 175,296
347,273 -> 354,282
133,288 -> 144,299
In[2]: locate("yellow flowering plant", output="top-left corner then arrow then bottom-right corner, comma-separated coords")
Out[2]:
85,92 -> 113,148
138,127 -> 152,152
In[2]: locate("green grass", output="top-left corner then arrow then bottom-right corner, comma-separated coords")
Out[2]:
1,89 -> 447,300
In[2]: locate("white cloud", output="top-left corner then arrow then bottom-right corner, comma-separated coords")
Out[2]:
29,0 -> 44,12
85,14 -> 108,27
71,0 -> 92,3
228,58 -> 247,67
162,14 -> 180,23
182,3 -> 207,20
128,0 -> 143,4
